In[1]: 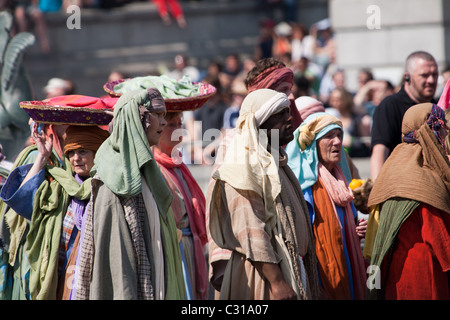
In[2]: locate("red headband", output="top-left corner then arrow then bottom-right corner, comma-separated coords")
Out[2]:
247,66 -> 294,93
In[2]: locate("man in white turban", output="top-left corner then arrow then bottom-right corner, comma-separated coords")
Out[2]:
207,88 -> 320,300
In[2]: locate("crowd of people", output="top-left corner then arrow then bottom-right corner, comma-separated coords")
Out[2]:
0,3 -> 449,301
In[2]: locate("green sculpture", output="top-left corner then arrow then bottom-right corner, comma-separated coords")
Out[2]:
0,11 -> 35,161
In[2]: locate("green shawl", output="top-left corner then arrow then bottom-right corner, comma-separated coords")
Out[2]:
0,144 -> 41,300
0,145 -> 91,300
367,198 -> 420,299
92,89 -> 185,299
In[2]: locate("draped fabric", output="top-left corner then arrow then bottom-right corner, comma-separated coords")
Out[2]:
84,89 -> 185,300
313,164 -> 367,300
285,112 -> 366,300
44,94 -> 117,110
2,154 -> 91,300
382,203 -> 450,300
213,89 -> 290,234
153,147 -> 208,300
209,155 -> 319,300
208,88 -> 319,300
27,162 -> 91,300
311,178 -> 351,299
0,144 -> 91,300
437,78 -> 450,110
367,103 -> 450,300
368,103 -> 450,215
0,145 -> 53,300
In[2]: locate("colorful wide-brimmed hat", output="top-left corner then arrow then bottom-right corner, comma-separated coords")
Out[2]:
103,74 -> 216,112
20,95 -> 117,126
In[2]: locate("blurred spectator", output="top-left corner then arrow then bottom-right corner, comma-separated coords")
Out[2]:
292,75 -> 313,98
353,79 -> 395,120
292,56 -> 321,97
107,70 -> 128,83
39,0 -> 62,12
437,65 -> 450,97
326,88 -> 371,157
43,77 -> 74,98
357,68 -> 374,91
272,21 -> 292,60
311,18 -> 335,71
222,53 -> 242,77
319,68 -> 346,104
202,60 -> 223,81
192,75 -> 228,163
222,78 -> 247,130
151,0 -> 186,28
255,18 -> 275,60
67,0 -> 134,9
14,0 -> 51,53
218,54 -> 243,105
258,0 -> 297,23
291,23 -> 315,62
164,53 -> 200,82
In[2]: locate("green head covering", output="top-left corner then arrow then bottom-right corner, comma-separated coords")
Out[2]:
91,88 -> 185,299
92,88 -> 172,215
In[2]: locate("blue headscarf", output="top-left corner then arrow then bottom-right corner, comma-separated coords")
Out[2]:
286,112 -> 353,190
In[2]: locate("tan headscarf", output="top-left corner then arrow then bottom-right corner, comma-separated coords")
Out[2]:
368,103 -> 450,214
212,88 -> 290,232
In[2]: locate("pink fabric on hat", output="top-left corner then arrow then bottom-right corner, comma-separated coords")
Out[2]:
437,78 -> 450,110
45,95 -> 117,109
295,96 -> 325,120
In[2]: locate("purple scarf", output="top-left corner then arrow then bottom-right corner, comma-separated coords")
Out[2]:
69,174 -> 90,300
403,104 -> 449,152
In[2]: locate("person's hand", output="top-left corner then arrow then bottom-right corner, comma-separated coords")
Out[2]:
31,123 -> 53,161
19,123 -> 54,187
269,279 -> 297,300
356,218 -> 368,238
253,261 -> 297,300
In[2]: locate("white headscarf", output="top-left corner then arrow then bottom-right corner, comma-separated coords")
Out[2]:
213,88 -> 290,232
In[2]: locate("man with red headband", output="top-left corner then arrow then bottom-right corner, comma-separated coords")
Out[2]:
206,58 -> 306,299
245,57 -> 303,129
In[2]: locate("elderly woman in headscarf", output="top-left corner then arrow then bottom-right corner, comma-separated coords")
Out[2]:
285,112 -> 367,300
367,103 -> 450,300
0,123 -> 109,300
75,88 -> 185,300
294,96 -> 361,180
208,88 -> 320,300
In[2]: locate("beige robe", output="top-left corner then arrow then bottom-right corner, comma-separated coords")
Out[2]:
208,156 -> 319,300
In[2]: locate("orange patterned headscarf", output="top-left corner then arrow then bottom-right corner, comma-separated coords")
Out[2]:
63,125 -> 109,155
